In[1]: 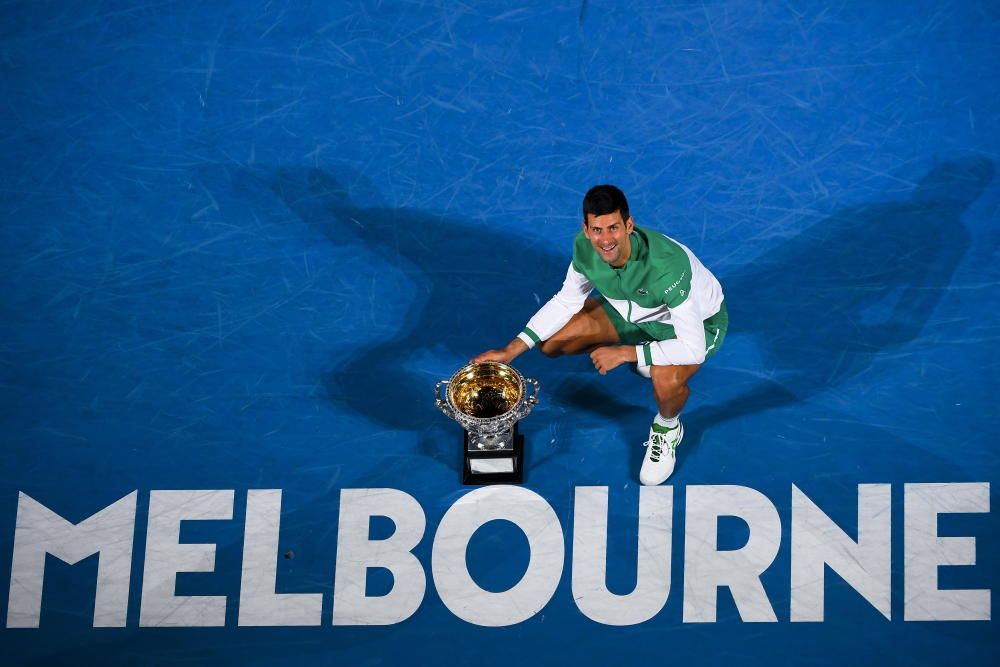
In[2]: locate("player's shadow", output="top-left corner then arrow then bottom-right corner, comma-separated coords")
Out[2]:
252,166 -> 581,471
682,156 -> 995,445
252,157 -> 993,473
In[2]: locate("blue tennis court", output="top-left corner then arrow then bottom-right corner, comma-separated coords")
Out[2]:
1,1 -> 997,664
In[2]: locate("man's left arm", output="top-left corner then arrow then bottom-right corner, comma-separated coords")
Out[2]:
591,299 -> 706,374
635,299 -> 707,368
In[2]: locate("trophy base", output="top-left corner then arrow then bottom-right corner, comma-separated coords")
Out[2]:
462,424 -> 524,485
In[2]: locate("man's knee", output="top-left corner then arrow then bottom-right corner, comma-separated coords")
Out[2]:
650,365 -> 695,395
539,339 -> 566,358
540,337 -> 593,357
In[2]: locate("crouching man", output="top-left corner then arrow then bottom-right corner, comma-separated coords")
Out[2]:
473,185 -> 727,484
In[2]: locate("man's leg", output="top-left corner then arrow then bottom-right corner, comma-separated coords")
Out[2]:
641,363 -> 701,486
650,363 -> 701,418
538,297 -> 620,357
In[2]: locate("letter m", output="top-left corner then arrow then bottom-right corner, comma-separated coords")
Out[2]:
7,491 -> 137,628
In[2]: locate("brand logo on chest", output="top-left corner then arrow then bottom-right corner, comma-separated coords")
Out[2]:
636,288 -> 648,296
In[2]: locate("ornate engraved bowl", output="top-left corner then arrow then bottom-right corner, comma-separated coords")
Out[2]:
435,361 -> 539,436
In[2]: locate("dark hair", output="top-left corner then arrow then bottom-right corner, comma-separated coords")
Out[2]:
582,184 -> 629,224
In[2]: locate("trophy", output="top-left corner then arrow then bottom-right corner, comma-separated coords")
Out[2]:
435,361 -> 540,485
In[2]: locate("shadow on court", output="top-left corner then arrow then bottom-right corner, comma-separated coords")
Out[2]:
253,157 -> 994,473
683,156 -> 995,449
252,167 -> 568,471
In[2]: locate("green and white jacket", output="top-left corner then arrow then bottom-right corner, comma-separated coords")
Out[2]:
517,225 -> 725,368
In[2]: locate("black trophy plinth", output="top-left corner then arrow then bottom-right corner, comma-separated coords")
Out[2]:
462,424 -> 524,485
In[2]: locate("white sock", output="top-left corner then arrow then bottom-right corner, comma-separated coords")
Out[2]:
654,413 -> 678,429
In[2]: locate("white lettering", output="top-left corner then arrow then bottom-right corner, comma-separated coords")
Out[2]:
5,482 -> 993,628
683,485 -> 780,622
790,484 -> 891,621
7,491 -> 137,628
432,486 -> 563,627
332,488 -> 426,625
139,490 -> 234,627
238,490 -> 322,626
904,482 -> 990,621
572,486 -> 672,625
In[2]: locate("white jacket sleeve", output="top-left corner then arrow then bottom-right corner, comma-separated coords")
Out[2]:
634,298 -> 707,367
517,262 -> 593,348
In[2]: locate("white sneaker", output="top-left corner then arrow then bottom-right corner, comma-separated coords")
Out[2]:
639,420 -> 683,485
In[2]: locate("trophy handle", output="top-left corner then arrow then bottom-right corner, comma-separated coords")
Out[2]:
435,380 -> 454,418
519,377 -> 540,417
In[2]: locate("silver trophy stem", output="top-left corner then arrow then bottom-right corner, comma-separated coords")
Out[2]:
468,427 -> 514,451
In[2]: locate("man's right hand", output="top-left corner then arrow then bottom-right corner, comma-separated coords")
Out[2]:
471,338 -> 529,364
471,349 -> 513,363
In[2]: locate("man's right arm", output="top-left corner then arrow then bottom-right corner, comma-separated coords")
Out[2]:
472,262 -> 593,363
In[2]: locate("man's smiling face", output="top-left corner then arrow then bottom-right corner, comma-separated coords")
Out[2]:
583,211 -> 634,268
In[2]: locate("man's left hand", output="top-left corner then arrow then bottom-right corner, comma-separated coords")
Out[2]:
590,345 -> 635,375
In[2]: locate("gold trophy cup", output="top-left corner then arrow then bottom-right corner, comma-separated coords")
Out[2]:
435,361 -> 540,484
